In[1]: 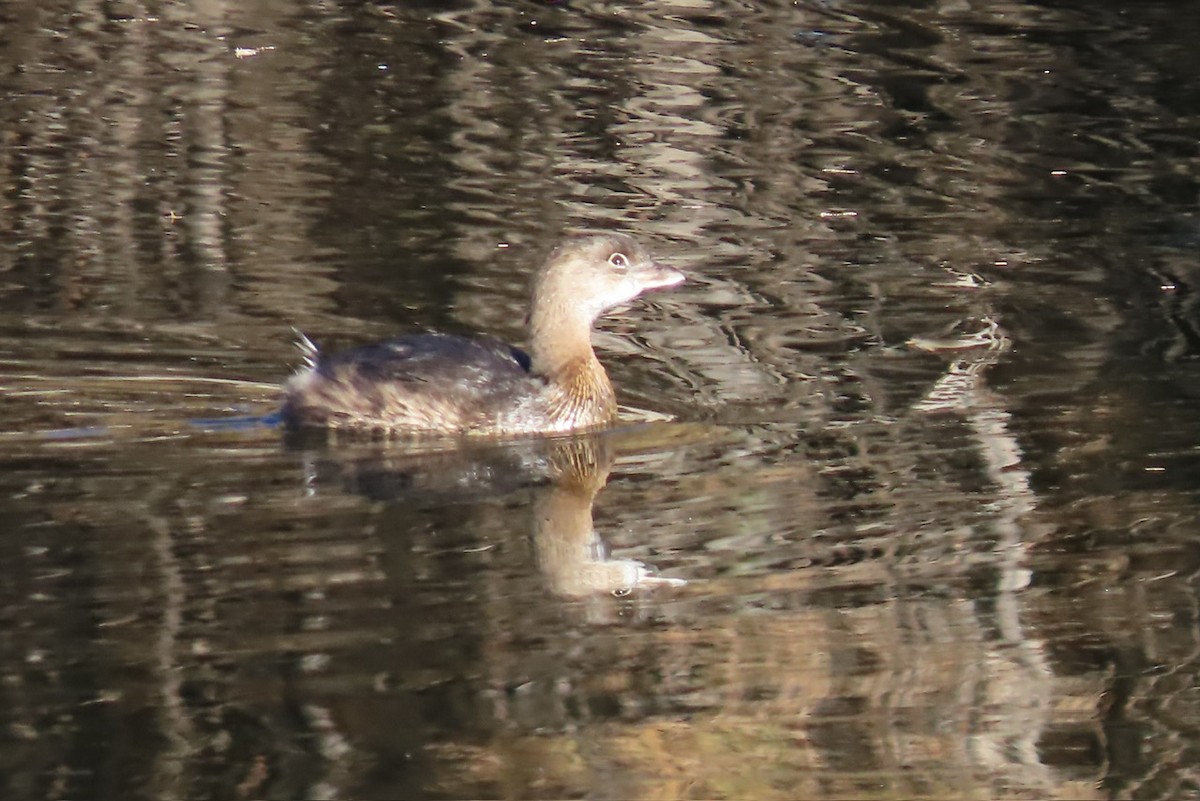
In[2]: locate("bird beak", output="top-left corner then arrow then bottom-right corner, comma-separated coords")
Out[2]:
636,261 -> 686,291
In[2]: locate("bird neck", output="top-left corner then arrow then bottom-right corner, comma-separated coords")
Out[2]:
527,321 -> 614,428
528,289 -> 596,375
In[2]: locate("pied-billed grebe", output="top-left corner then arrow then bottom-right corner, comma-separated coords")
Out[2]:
281,233 -> 684,435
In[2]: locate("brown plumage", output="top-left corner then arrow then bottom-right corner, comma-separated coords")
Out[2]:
280,233 -> 684,436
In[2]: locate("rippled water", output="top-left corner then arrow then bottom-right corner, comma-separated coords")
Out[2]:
3,1 -> 1200,799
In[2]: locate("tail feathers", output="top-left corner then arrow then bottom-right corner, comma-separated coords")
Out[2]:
291,327 -> 320,369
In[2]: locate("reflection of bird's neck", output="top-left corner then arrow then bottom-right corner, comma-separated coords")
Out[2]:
547,435 -> 613,490
533,438 -> 624,597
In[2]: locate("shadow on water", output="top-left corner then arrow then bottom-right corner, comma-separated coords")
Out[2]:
4,0 -> 1200,799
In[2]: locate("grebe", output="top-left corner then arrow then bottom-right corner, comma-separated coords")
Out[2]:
281,233 -> 684,435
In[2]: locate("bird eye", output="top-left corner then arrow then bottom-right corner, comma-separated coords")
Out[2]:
608,252 -> 629,269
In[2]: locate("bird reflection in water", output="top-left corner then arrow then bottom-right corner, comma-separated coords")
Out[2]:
531,431 -> 686,597
286,427 -> 687,597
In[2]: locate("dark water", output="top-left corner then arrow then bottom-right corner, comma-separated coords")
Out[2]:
3,1 -> 1200,798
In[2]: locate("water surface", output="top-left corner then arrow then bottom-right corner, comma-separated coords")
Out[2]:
2,1 -> 1200,799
